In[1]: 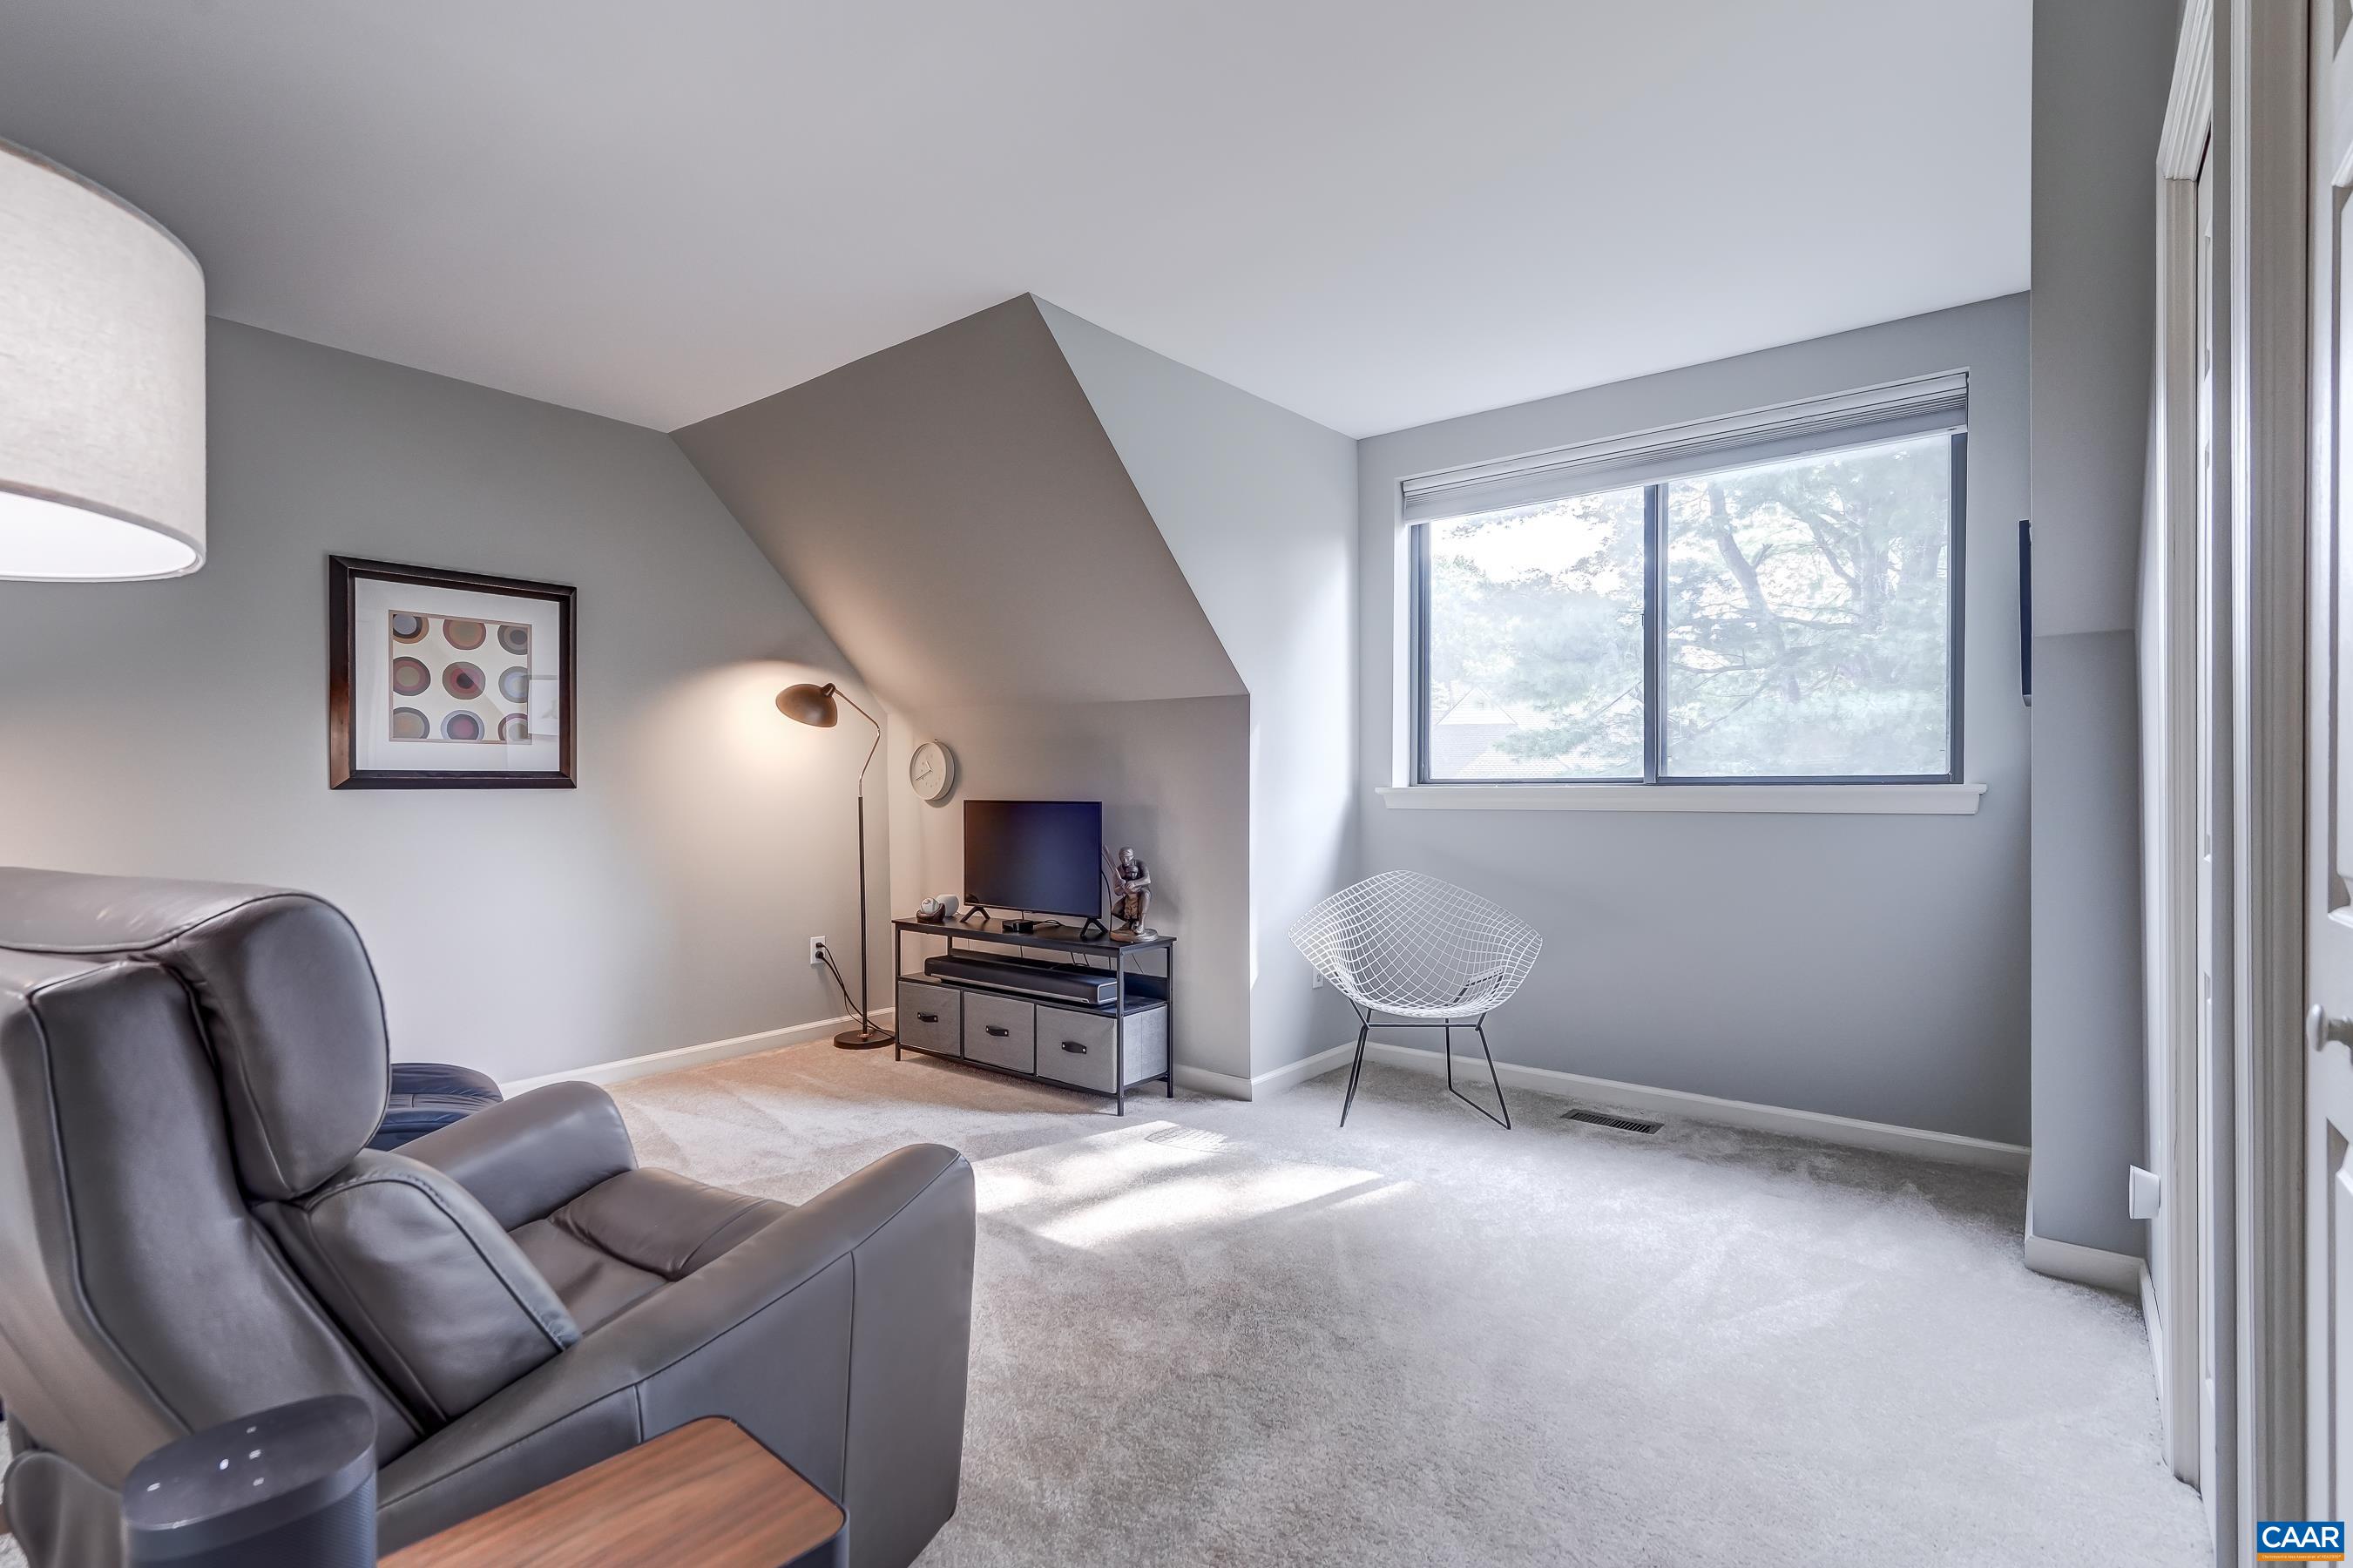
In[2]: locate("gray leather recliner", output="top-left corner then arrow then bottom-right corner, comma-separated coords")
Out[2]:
0,868 -> 975,1567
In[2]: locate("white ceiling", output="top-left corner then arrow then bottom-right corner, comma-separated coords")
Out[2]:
2,1 -> 2030,439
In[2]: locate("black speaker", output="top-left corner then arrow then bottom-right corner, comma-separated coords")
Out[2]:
121,1396 -> 375,1565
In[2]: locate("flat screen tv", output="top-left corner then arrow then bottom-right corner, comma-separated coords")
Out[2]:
964,800 -> 1102,920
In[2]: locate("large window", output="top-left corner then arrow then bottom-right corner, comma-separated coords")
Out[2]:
1413,403 -> 1964,786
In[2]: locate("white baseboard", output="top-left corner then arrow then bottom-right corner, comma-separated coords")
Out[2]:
1173,1064 -> 1253,1098
1250,1041 -> 1361,1098
1262,1037 -> 2031,1173
2140,1262 -> 2165,1407
2021,1197 -> 2143,1295
496,1008 -> 896,1097
1175,1040 -> 1357,1102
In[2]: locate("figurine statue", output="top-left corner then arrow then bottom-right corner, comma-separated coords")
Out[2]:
1107,846 -> 1153,940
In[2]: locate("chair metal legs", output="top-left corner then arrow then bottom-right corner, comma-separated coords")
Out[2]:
1339,1015 -> 1371,1127
1339,1009 -> 1510,1129
1444,1018 -> 1511,1129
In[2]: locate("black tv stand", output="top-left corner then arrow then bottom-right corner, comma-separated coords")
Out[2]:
892,916 -> 1173,1113
961,907 -> 1107,941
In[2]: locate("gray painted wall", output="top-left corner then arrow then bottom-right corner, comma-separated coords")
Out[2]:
2028,631 -> 2147,1255
0,320 -> 882,1084
1037,301 -> 1361,1078
672,294 -> 1272,1086
671,296 -> 1242,711
2025,0 -> 2176,1256
882,697 -> 1254,1083
1356,296 -> 2032,1145
2031,0 -> 2174,639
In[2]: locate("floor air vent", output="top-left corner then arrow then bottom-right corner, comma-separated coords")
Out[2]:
1564,1107 -> 1664,1135
1146,1126 -> 1231,1152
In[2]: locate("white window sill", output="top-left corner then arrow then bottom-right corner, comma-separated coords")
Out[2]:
1376,782 -> 1985,815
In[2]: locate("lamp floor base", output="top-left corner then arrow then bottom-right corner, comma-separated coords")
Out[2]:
834,1027 -> 897,1050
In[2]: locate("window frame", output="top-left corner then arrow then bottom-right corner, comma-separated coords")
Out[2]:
1411,429 -> 1968,789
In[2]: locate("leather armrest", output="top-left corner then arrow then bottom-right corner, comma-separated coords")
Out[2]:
373,1142 -> 974,1551
397,1081 -> 636,1231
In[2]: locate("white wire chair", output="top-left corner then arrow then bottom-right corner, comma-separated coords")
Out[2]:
1289,871 -> 1543,1128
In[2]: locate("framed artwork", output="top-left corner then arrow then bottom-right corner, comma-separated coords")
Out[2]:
328,556 -> 576,789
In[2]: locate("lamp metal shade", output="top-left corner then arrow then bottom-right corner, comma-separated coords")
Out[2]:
775,682 -> 840,727
0,139 -> 206,581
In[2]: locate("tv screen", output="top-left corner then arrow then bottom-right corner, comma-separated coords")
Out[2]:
964,800 -> 1102,919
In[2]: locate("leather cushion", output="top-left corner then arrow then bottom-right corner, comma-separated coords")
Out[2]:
509,1168 -> 789,1334
260,1152 -> 578,1427
508,1220 -> 666,1335
0,868 -> 389,1200
388,1062 -> 503,1100
372,1063 -> 504,1152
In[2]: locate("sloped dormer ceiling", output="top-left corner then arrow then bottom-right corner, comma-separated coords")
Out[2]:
672,295 -> 1242,711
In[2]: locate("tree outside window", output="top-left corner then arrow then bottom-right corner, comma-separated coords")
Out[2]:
1420,431 -> 1958,783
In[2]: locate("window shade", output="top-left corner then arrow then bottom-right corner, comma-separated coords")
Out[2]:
1398,371 -> 1968,524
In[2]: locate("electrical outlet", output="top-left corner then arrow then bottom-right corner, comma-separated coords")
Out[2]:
1310,970 -> 1324,988
809,936 -> 828,966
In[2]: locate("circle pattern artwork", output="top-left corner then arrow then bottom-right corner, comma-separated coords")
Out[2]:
376,605 -> 544,754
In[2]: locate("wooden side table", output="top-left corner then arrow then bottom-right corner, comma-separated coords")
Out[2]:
381,1418 -> 844,1567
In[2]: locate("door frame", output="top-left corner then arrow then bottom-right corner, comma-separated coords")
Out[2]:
2235,0 -> 2309,1532
2147,0 -> 2311,1539
2147,0 -> 2212,1490
2305,0 -> 2350,1520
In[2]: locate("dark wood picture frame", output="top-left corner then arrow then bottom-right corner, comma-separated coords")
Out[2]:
328,555 -> 578,790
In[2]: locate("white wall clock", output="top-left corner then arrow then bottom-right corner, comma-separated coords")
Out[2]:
909,740 -> 958,804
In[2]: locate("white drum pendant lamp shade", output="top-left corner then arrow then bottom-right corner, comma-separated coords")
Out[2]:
0,139 -> 206,580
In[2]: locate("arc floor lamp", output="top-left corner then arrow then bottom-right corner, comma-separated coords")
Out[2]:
777,681 -> 896,1048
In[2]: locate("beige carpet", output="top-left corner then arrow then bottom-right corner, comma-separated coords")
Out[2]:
610,1041 -> 2207,1567
0,1043 -> 2207,1567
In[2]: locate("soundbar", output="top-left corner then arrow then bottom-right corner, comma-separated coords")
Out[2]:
923,952 -> 1119,1007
